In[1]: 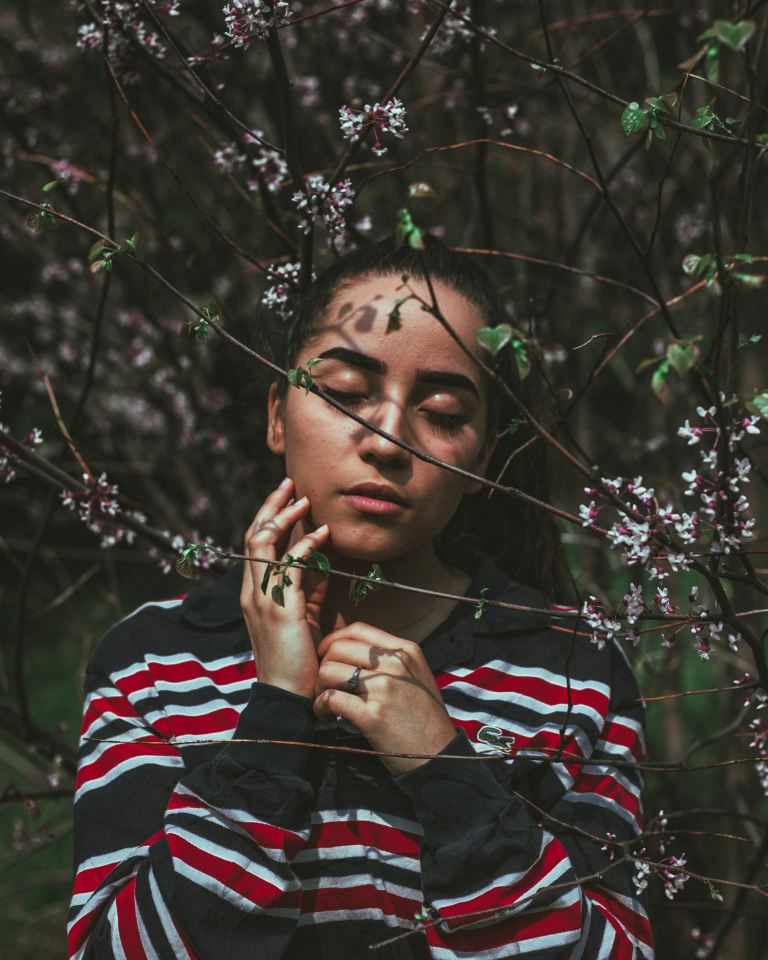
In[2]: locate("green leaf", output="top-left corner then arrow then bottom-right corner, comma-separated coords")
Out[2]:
646,93 -> 678,113
309,549 -> 331,574
666,341 -> 699,377
530,63 -> 547,75
175,544 -> 199,579
387,297 -> 406,333
710,19 -> 756,52
691,105 -> 716,130
474,587 -> 489,620
745,391 -> 768,418
704,43 -> 720,82
732,271 -> 764,288
733,252 -> 753,263
513,343 -> 531,381
306,357 -> 323,369
271,584 -> 285,607
395,208 -> 424,250
476,323 -> 513,357
42,180 -> 60,193
498,418 -> 525,438
621,102 -> 648,138
705,879 -> 724,903
651,361 -> 670,403
739,333 -> 762,349
260,562 -> 274,595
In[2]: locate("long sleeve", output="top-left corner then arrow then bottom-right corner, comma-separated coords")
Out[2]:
68,644 -> 317,960
394,644 -> 654,959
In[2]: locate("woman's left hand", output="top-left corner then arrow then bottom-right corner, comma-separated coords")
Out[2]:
314,623 -> 458,776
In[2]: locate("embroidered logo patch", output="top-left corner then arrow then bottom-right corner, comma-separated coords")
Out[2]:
475,724 -> 516,754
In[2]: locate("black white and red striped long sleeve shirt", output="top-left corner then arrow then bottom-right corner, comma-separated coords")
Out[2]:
69,560 -> 654,959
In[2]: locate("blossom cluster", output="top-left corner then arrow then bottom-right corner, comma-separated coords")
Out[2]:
580,404 -> 760,583
261,261 -> 302,319
292,175 -> 355,236
339,98 -> 408,157
59,472 -> 138,549
213,135 -> 288,194
76,1 -> 176,78
632,849 -> 689,901
223,0 -> 292,48
0,417 -> 43,485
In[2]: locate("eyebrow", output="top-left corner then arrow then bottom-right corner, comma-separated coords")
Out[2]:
314,346 -> 480,399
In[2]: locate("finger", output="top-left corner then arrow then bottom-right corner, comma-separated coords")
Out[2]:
317,622 -> 414,658
275,524 -> 330,601
316,638 -> 398,672
243,496 -> 312,593
316,659 -> 374,698
244,478 -> 293,546
313,688 -> 369,728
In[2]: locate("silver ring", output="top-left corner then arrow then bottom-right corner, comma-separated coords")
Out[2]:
346,666 -> 363,694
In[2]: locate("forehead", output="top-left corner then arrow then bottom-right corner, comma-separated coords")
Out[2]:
303,272 -> 487,370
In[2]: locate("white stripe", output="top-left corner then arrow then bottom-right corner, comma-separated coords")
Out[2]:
429,912 -> 582,960
75,753 -> 183,801
144,650 -> 253,671
148,871 -> 193,959
296,907 -> 414,927
558,790 -> 640,828
168,825 -> 288,893
172,858 -> 298,917
300,873 -> 421,899
310,807 -> 423,836
120,597 -> 184,623
79,724 -> 156,765
445,679 -> 605,729
429,844 -> 572,914
294,843 -> 420,867
444,661 -> 611,701
445,704 -> 594,758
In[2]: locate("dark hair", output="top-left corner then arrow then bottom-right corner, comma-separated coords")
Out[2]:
271,237 -> 563,600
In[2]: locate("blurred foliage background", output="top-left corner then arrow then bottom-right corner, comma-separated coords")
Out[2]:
1,1 -> 767,956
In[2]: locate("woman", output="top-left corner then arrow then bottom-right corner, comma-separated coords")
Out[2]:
69,239 -> 653,958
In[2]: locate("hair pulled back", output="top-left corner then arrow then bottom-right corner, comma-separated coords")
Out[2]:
272,236 -> 563,600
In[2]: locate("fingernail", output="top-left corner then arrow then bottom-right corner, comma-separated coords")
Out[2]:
279,477 -> 291,489
295,495 -> 309,506
315,523 -> 329,533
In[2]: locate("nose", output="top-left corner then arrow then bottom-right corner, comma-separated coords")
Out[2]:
357,397 -> 412,468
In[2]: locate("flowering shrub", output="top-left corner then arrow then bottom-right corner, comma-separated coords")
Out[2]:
1,2 -> 767,955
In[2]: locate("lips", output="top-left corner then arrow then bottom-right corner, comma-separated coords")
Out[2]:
344,483 -> 409,506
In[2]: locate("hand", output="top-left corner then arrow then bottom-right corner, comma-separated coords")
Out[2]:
314,623 -> 458,776
240,477 -> 331,699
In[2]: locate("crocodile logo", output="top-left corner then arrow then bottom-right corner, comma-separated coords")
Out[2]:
476,724 -> 516,754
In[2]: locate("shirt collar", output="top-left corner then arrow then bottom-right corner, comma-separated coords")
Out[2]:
180,558 -> 551,671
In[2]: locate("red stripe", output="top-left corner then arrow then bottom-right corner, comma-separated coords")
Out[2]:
151,707 -> 240,740
428,897 -> 582,951
82,692 -> 137,734
570,772 -> 641,820
147,657 -> 255,687
167,832 -> 300,910
114,881 -> 146,957
114,666 -> 155,698
438,665 -> 610,714
77,740 -> 178,788
602,717 -> 644,758
308,819 -> 421,857
439,838 -> 569,926
167,790 -> 306,857
301,883 -> 420,917
586,886 -> 652,949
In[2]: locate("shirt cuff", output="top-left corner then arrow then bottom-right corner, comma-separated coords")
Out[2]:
218,681 -> 316,778
394,728 -> 525,848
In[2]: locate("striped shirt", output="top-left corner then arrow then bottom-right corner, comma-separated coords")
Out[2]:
69,560 -> 654,959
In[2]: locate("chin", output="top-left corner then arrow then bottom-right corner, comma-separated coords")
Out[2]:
327,529 -> 414,565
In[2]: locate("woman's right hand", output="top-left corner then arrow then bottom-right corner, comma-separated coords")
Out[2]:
240,477 -> 331,699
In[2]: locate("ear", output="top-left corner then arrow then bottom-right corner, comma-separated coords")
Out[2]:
465,432 -> 498,495
266,382 -> 286,455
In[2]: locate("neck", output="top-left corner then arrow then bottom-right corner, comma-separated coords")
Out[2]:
319,542 -> 469,641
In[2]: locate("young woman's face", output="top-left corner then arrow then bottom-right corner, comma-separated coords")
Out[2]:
267,272 -> 497,565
